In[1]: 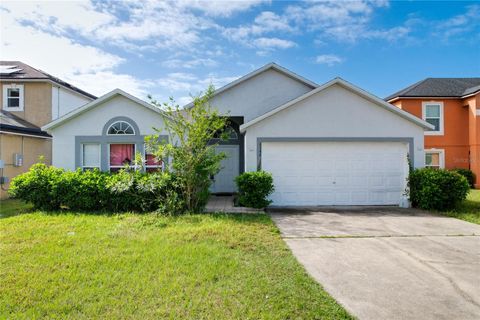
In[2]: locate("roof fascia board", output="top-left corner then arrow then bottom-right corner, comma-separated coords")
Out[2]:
241,78 -> 434,132
0,130 -> 52,139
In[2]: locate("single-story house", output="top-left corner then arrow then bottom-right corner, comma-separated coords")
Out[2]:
42,63 -> 433,206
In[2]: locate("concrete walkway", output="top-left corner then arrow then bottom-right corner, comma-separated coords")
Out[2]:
204,195 -> 264,214
270,207 -> 480,320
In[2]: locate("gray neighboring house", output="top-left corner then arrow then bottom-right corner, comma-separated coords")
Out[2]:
43,63 -> 433,206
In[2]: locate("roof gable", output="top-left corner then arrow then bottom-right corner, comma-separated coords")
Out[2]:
183,62 -> 317,108
42,89 -> 163,131
241,78 -> 434,132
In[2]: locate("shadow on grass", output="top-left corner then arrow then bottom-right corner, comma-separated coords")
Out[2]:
0,198 -> 272,227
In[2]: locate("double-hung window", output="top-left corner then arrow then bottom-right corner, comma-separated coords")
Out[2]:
144,145 -> 163,173
422,102 -> 443,135
425,149 -> 444,169
82,144 -> 100,170
109,144 -> 136,172
3,84 -> 24,111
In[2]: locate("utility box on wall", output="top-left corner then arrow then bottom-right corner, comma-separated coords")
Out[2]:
13,153 -> 23,167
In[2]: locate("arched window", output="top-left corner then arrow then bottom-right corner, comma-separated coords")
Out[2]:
107,121 -> 135,135
225,126 -> 238,139
214,125 -> 238,140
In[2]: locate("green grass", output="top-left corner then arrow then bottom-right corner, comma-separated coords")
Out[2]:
442,189 -> 480,225
0,198 -> 33,218
0,201 -> 351,319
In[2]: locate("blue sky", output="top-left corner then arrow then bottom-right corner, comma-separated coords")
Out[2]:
1,1 -> 479,105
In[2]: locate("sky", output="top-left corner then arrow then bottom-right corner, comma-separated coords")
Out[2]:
1,0 -> 479,105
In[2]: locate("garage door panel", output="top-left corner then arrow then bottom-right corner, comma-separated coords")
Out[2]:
262,141 -> 408,206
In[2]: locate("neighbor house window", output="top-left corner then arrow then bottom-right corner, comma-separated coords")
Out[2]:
107,121 -> 135,135
82,144 -> 100,170
425,149 -> 444,169
2,84 -> 24,111
422,102 -> 443,135
109,144 -> 135,172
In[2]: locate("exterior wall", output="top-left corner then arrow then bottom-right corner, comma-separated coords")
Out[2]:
51,86 -> 92,119
0,133 -> 51,199
1,81 -> 52,127
244,84 -> 425,171
466,94 -> 480,187
396,98 -> 470,170
397,95 -> 480,187
49,95 -> 167,171
210,69 -> 313,122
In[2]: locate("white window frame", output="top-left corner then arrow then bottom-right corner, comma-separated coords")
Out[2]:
81,143 -> 101,171
108,143 -> 136,172
425,148 -> 445,169
144,144 -> 164,172
2,84 -> 24,111
422,102 -> 444,136
106,121 -> 135,135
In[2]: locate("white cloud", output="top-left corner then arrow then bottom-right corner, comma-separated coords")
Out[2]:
253,37 -> 296,49
156,72 -> 238,94
0,7 -> 150,98
315,54 -> 343,66
162,58 -> 218,69
179,0 -> 267,17
436,5 -> 480,40
285,0 -> 407,43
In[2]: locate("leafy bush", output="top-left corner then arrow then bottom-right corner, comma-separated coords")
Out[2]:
450,168 -> 476,188
9,163 -> 64,210
9,164 -> 183,214
235,171 -> 274,209
146,85 -> 228,213
408,168 -> 470,211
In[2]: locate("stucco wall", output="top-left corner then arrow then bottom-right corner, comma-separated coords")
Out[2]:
210,68 -> 313,122
397,98 -> 470,170
52,86 -> 92,119
0,133 -> 51,199
244,84 -> 425,171
49,95 -> 167,170
1,82 -> 52,127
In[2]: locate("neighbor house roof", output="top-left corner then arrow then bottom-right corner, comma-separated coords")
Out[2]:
42,89 -> 165,131
386,78 -> 480,101
183,62 -> 318,108
0,110 -> 51,138
0,61 -> 96,100
240,77 -> 435,132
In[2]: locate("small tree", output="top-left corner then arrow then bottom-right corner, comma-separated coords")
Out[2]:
145,85 -> 229,213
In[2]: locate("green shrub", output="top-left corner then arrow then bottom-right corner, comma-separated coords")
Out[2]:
9,164 -> 183,213
450,168 -> 475,188
408,168 -> 470,211
9,163 -> 64,210
235,171 -> 274,209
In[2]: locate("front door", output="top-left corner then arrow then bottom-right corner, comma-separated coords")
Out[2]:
211,145 -> 240,193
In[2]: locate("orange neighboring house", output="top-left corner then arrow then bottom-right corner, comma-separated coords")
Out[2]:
386,78 -> 480,188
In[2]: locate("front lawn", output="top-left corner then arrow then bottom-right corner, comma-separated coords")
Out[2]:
443,189 -> 480,225
0,201 -> 351,319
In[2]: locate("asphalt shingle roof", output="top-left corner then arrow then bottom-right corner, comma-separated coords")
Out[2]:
386,78 -> 480,101
0,110 -> 51,138
0,61 -> 96,99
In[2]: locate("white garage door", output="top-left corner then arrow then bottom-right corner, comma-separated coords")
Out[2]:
262,141 -> 409,206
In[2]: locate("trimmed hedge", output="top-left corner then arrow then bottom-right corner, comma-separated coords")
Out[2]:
450,168 -> 476,188
235,171 -> 274,209
408,168 -> 469,211
9,163 -> 184,214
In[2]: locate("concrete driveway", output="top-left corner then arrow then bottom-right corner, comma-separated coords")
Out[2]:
270,207 -> 480,320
